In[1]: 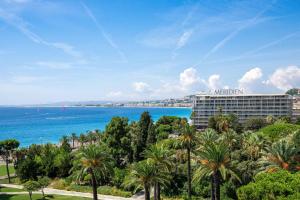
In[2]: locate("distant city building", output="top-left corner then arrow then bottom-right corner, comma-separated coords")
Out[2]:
192,89 -> 293,128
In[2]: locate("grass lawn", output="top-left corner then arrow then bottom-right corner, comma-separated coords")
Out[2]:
0,194 -> 91,200
0,177 -> 20,185
0,165 -> 15,177
0,187 -> 24,192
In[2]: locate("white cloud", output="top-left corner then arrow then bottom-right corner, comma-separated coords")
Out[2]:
179,67 -> 200,88
133,82 -> 152,93
206,74 -> 221,90
238,67 -> 263,92
265,66 -> 300,91
175,29 -> 193,50
80,2 -> 127,62
0,8 -> 82,58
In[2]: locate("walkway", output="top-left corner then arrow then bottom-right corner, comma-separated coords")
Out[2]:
0,183 -> 144,200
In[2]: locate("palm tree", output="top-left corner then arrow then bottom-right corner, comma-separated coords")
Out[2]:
198,129 -> 218,146
143,143 -> 173,200
242,133 -> 263,160
73,144 -> 113,200
124,159 -> 170,200
78,133 -> 87,147
177,122 -> 197,200
70,133 -> 77,149
260,140 -> 298,172
193,142 -> 240,200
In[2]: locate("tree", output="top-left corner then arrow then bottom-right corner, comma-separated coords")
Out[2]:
0,139 -> 20,183
244,118 -> 266,131
79,133 -> 87,147
146,123 -> 157,146
60,135 -> 72,153
237,170 -> 300,200
73,144 -> 113,200
193,142 -> 240,200
16,157 -> 40,181
23,180 -> 41,200
260,140 -> 298,172
70,133 -> 77,148
38,177 -> 50,198
177,122 -> 197,200
286,88 -> 299,96
124,159 -> 170,200
144,144 -> 173,200
136,112 -> 153,160
103,117 -> 131,167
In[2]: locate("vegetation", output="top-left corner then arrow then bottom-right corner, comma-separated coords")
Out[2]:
0,139 -> 20,183
0,194 -> 91,200
0,164 -> 15,176
1,112 -> 300,200
23,180 -> 41,200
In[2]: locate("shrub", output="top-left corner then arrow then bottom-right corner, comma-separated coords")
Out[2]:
23,180 -> 41,200
257,123 -> 300,142
244,118 -> 266,131
112,167 -> 127,188
97,185 -> 132,197
237,170 -> 300,200
50,178 -> 69,190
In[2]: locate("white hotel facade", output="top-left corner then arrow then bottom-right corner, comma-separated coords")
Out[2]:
191,89 -> 293,128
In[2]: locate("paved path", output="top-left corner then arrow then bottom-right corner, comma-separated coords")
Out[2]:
0,174 -> 16,180
0,183 -> 144,200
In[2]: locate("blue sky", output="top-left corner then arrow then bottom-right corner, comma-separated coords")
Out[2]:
0,0 -> 300,105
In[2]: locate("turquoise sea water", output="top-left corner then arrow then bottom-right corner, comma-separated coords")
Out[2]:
0,107 -> 191,147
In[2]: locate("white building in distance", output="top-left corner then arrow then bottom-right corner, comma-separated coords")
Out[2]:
192,89 -> 293,128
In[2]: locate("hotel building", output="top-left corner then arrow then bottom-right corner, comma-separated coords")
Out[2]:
192,89 -> 293,128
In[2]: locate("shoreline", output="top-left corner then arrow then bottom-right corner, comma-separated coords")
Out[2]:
0,105 -> 192,109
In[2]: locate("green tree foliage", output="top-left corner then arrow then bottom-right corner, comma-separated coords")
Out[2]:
193,142 -> 240,200
144,143 -> 173,200
69,133 -> 77,149
124,159 -> 170,200
177,122 -> 197,200
208,114 -> 242,133
73,144 -> 113,200
23,180 -> 41,200
286,88 -> 300,96
103,117 -> 131,167
0,139 -> 20,183
38,176 -> 50,198
237,170 -> 300,200
133,112 -> 153,161
260,140 -> 298,172
258,123 -> 300,142
244,117 -> 267,131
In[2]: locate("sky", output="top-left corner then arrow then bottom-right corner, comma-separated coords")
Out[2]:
0,0 -> 300,105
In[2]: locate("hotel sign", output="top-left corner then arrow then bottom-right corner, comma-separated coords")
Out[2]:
210,89 -> 244,95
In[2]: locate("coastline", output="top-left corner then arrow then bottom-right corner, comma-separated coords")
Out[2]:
0,105 -> 192,109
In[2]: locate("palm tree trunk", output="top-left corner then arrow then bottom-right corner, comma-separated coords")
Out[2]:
211,176 -> 215,200
154,182 -> 157,200
187,146 -> 192,200
144,184 -> 150,200
213,171 -> 220,200
72,139 -> 75,148
90,170 -> 98,200
157,183 -> 161,200
5,158 -> 11,183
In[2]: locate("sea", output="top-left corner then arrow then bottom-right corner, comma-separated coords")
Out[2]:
0,107 -> 191,147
